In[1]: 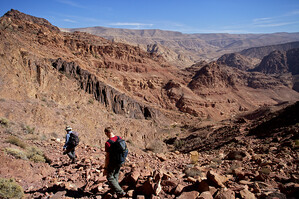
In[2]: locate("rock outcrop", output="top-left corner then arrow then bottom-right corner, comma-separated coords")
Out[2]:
51,58 -> 159,120
254,50 -> 288,74
217,53 -> 253,70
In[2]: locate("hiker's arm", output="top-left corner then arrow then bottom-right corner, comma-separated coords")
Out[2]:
63,133 -> 70,149
104,152 -> 110,168
104,152 -> 110,175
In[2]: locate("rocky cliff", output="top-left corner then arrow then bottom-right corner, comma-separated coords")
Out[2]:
51,58 -> 159,120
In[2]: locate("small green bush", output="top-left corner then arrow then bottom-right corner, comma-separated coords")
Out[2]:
0,178 -> 24,199
23,125 -> 35,134
184,167 -> 202,178
0,118 -> 9,127
26,146 -> 45,163
29,154 -> 46,163
174,139 -> 184,150
6,136 -> 27,149
5,148 -> 27,160
146,140 -> 167,153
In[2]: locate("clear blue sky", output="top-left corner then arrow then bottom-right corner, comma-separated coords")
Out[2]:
1,0 -> 299,33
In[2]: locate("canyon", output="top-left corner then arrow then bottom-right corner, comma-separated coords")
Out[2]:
0,9 -> 298,199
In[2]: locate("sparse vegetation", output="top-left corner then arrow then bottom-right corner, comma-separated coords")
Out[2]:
88,98 -> 94,104
4,145 -> 46,163
146,140 -> 167,153
4,148 -> 28,160
50,132 -> 59,138
23,125 -> 35,134
6,136 -> 27,149
0,178 -> 24,199
174,139 -> 184,150
26,146 -> 46,163
184,167 -> 202,178
0,118 -> 9,127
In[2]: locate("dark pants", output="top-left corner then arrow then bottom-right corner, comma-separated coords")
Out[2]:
107,163 -> 124,195
63,145 -> 76,162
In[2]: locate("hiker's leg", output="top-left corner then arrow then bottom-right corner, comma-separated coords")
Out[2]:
113,164 -> 121,182
66,147 -> 75,160
107,165 -> 124,195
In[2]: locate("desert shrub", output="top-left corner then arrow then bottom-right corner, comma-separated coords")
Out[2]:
29,154 -> 46,163
40,134 -> 47,141
6,136 -> 27,149
184,167 -> 202,178
0,178 -> 24,199
50,132 -> 59,138
88,99 -> 94,104
174,139 -> 184,150
23,125 -> 35,134
146,140 -> 167,153
0,118 -> 9,127
25,135 -> 39,140
4,148 -> 27,160
259,167 -> 271,175
26,146 -> 45,163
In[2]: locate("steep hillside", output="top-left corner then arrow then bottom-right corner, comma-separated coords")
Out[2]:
0,9 -> 299,199
0,9 -> 178,149
217,41 -> 299,71
63,27 -> 299,68
217,53 -> 254,70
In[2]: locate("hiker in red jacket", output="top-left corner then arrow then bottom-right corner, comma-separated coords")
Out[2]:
104,127 -> 126,197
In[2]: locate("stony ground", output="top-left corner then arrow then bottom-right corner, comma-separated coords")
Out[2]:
1,104 -> 298,199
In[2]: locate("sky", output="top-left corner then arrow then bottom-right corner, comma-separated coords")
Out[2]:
0,0 -> 299,34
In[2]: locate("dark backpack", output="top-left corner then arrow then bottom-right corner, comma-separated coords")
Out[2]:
68,131 -> 79,147
108,136 -> 128,165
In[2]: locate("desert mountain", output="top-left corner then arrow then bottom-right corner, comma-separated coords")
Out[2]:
63,26 -> 299,67
0,9 -> 299,199
0,8 -> 299,145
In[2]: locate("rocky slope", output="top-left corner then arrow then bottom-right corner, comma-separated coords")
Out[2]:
0,9 -> 299,199
63,27 -> 299,68
0,100 -> 298,199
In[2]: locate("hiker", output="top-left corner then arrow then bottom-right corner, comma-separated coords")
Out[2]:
63,126 -> 79,164
104,127 -> 127,197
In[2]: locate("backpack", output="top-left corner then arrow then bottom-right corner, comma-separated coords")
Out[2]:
108,136 -> 128,165
68,131 -> 79,147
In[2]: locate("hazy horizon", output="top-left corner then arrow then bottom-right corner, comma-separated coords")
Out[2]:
1,0 -> 299,34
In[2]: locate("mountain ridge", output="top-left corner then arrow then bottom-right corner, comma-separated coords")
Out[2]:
63,26 -> 299,67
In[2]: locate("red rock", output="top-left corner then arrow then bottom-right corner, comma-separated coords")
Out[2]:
177,191 -> 199,199
207,170 -> 227,188
174,184 -> 185,196
198,191 -> 213,199
214,188 -> 235,199
198,180 -> 210,192
240,188 -> 256,199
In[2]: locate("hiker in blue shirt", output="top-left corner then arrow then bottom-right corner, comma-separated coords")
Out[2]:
63,126 -> 79,164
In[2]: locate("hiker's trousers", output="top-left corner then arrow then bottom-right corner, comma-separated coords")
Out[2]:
63,145 -> 76,160
107,163 -> 124,195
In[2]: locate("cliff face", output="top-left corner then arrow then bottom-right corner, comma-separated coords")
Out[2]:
51,58 -> 159,120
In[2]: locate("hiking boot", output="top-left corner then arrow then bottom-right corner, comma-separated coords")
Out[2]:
71,158 -> 76,164
116,192 -> 126,198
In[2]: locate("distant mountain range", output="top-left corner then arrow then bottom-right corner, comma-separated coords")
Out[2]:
62,26 -> 299,68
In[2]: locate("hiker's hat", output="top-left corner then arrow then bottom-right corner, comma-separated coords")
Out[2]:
65,126 -> 72,131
